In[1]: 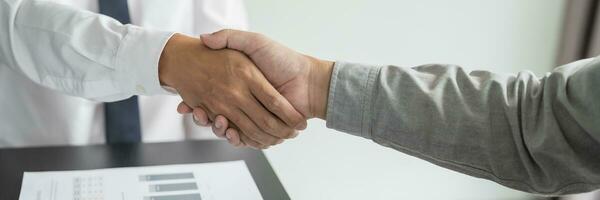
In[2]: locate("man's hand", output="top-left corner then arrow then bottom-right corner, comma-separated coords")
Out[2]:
176,30 -> 334,147
160,33 -> 307,149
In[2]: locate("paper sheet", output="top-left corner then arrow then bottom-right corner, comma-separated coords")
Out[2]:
18,161 -> 263,200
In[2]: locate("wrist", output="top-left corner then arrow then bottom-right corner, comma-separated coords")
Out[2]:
158,33 -> 202,88
308,57 -> 334,120
158,33 -> 182,88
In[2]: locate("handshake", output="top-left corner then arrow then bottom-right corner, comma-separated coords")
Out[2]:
158,30 -> 334,149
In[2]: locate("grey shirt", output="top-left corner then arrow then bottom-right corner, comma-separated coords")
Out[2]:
325,57 -> 600,195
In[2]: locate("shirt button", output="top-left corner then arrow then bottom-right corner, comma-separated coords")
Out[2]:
136,85 -> 146,93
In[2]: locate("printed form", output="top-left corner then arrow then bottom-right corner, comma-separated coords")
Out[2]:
18,161 -> 263,200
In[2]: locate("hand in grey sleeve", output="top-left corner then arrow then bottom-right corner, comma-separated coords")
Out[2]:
326,57 -> 600,195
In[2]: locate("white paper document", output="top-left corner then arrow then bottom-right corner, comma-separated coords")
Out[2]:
19,161 -> 263,200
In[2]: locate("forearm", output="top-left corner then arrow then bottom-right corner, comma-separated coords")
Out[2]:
0,0 -> 173,101
320,58 -> 600,194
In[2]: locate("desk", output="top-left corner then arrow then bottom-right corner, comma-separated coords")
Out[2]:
0,141 -> 289,200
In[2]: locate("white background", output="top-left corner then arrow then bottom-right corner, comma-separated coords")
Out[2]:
244,0 -> 565,199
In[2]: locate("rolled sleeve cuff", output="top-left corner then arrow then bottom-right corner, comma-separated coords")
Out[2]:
115,25 -> 175,96
326,61 -> 382,139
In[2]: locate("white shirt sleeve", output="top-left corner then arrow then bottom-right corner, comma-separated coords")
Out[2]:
0,0 -> 174,102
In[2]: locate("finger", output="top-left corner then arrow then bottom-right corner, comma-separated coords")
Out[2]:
211,115 -> 228,138
225,128 -> 243,147
177,102 -> 193,114
193,115 -> 212,127
192,108 -> 211,126
250,80 -> 307,131
233,128 -> 282,146
219,122 -> 243,147
232,127 -> 282,148
201,29 -> 267,54
225,108 -> 281,146
238,132 -> 267,149
241,93 -> 297,139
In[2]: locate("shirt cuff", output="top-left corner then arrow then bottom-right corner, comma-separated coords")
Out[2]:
115,25 -> 176,96
326,61 -> 382,139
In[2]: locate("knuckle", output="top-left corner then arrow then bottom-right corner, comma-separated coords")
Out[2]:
232,66 -> 254,80
261,118 -> 279,133
228,90 -> 245,101
241,67 -> 256,79
267,95 -> 282,109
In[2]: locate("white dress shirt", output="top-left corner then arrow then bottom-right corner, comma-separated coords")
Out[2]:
0,0 -> 248,147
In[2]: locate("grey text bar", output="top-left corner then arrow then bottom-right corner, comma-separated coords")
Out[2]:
150,182 -> 198,192
145,193 -> 202,200
139,173 -> 194,181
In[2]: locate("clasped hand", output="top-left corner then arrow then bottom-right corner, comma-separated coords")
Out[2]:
162,31 -> 333,149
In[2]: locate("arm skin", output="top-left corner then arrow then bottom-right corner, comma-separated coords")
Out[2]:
181,29 -> 600,195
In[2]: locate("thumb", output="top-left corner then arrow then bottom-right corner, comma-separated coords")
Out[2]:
200,29 -> 268,55
200,31 -> 228,50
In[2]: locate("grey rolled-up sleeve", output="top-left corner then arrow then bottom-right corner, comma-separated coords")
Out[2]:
326,58 -> 600,195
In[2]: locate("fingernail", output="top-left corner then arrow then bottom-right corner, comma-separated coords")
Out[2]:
215,121 -> 222,129
225,132 -> 232,140
198,115 -> 209,126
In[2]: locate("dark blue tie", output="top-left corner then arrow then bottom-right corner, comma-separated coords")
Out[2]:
99,0 -> 142,143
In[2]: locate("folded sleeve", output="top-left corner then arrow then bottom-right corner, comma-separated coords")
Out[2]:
0,0 -> 174,102
326,58 -> 600,195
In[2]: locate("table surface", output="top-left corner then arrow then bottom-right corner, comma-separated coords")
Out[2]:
0,140 -> 289,200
